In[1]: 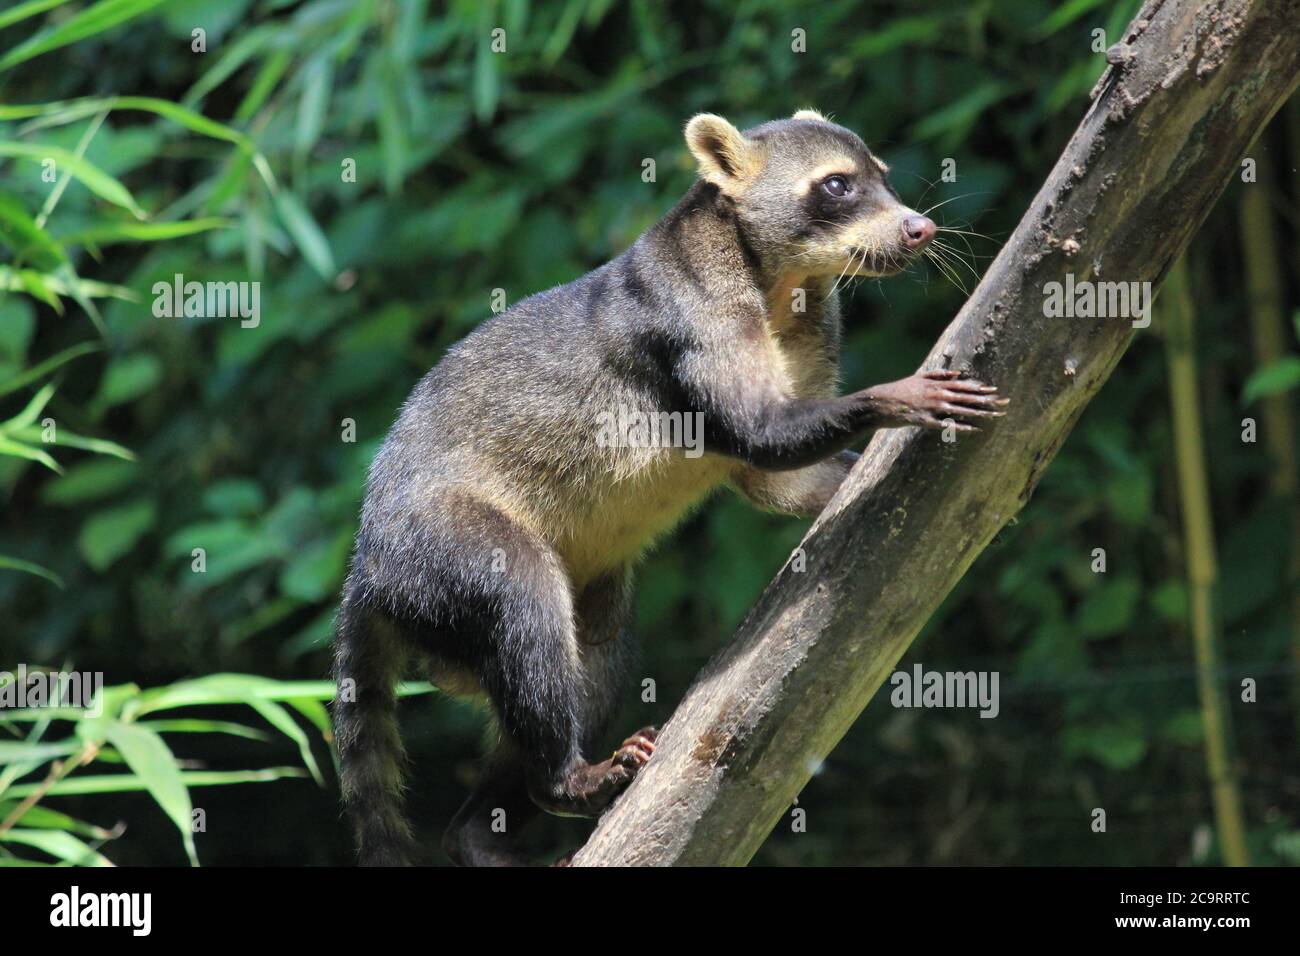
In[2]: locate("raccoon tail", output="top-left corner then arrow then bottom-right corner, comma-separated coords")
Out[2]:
332,596 -> 417,866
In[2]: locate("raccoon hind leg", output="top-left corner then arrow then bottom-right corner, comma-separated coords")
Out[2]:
424,495 -> 651,837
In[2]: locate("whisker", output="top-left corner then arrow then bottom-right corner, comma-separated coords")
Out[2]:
928,243 -> 977,286
937,230 -> 979,261
924,247 -> 970,296
909,172 -> 941,210
919,192 -> 990,217
935,225 -> 998,239
930,239 -> 982,283
839,245 -> 867,299
828,244 -> 855,299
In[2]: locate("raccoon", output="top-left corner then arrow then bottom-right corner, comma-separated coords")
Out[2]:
332,109 -> 1005,866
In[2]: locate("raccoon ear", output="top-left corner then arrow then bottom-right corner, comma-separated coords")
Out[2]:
685,113 -> 759,191
792,108 -> 826,122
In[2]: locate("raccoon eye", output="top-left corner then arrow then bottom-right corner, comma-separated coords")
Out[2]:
822,175 -> 850,198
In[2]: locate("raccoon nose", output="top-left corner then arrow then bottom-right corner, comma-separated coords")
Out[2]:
902,215 -> 936,250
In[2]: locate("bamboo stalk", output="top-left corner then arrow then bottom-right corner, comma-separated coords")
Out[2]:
1164,257 -> 1251,867
1237,148 -> 1300,722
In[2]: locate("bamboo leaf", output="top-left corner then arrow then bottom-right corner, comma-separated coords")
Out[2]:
0,555 -> 64,588
58,217 -> 232,246
4,767 -> 307,797
0,0 -> 171,72
0,142 -> 145,218
10,423 -> 135,461
111,95 -> 252,148
181,24 -> 276,105
274,190 -> 335,279
0,267 -> 136,305
133,674 -> 434,712
130,673 -> 327,787
0,802 -> 112,839
0,341 -> 100,399
234,48 -> 292,123
15,268 -> 63,313
98,721 -> 198,866
0,828 -> 113,866
77,500 -> 156,571
0,194 -> 66,270
0,436 -> 61,472
42,457 -> 137,506
295,57 -> 333,160
0,1 -> 69,33
1242,356 -> 1300,404
140,719 -> 270,742
1032,0 -> 1108,38
0,739 -> 79,763
0,379 -> 57,432
285,696 -> 331,738
246,699 -> 324,785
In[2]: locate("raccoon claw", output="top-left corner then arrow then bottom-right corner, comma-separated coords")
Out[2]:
871,371 -> 1007,431
530,727 -> 657,817
612,726 -> 658,769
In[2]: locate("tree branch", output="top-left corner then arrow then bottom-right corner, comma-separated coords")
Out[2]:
573,0 -> 1300,866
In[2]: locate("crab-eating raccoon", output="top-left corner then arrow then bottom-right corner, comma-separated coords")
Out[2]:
332,109 -> 1006,866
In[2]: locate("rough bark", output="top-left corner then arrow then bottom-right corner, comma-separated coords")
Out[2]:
573,0 -> 1300,867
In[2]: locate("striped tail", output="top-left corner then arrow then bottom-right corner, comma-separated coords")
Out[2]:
332,598 -> 417,866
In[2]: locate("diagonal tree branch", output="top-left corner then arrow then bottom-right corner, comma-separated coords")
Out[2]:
573,0 -> 1300,866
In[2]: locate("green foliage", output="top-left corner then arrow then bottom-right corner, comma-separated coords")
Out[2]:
0,671 -> 358,865
1243,354 -> 1300,404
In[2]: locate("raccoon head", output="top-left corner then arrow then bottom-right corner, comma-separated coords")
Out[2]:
684,110 -> 934,279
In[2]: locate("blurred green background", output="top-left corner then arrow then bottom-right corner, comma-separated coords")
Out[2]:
1,0 -> 1297,866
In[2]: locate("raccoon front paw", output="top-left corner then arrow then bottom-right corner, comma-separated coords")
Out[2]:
869,369 -> 1008,432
